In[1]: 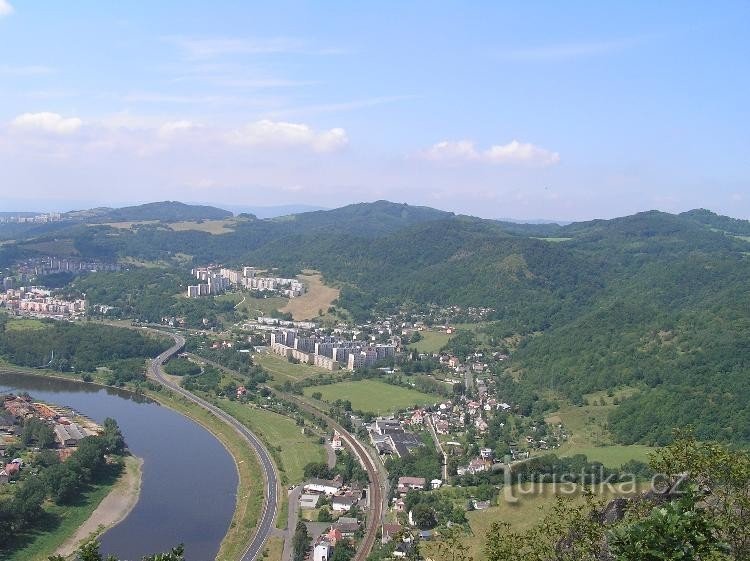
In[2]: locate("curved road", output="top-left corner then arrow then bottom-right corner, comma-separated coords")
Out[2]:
148,332 -> 279,561
182,351 -> 386,561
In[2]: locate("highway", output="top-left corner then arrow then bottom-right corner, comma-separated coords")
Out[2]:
147,332 -> 279,561
180,349 -> 387,561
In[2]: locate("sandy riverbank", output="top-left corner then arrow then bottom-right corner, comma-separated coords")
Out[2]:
55,455 -> 144,558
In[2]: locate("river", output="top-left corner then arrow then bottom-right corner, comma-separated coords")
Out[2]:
0,371 -> 238,561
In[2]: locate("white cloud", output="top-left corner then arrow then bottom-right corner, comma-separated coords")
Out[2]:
229,119 -> 348,152
158,120 -> 196,138
496,38 -> 642,62
423,139 -> 559,166
11,112 -> 83,134
0,0 -> 13,17
484,140 -> 560,166
166,36 -> 307,59
424,140 -> 479,161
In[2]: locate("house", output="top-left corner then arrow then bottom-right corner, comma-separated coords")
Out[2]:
473,500 -> 491,510
480,448 -> 493,459
4,462 -> 19,477
313,540 -> 333,561
394,498 -> 406,512
331,431 -> 343,450
331,522 -> 359,538
332,494 -> 359,512
54,423 -> 86,447
430,479 -> 443,490
305,476 -> 343,496
299,494 -> 320,509
326,527 -> 343,545
381,523 -> 402,544
468,457 -> 488,474
236,386 -> 247,398
0,469 -> 8,484
397,476 -> 426,494
393,541 -> 414,558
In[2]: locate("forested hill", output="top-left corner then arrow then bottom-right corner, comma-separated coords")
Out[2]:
70,201 -> 234,222
2,200 -> 750,445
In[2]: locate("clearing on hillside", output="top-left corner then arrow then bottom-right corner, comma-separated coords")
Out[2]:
280,272 -> 339,321
167,219 -> 236,234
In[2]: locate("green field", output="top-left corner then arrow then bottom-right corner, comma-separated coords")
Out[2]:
255,352 -> 331,382
217,400 -> 324,484
546,391 -> 656,467
410,330 -> 451,353
304,379 -> 440,413
5,318 -> 46,331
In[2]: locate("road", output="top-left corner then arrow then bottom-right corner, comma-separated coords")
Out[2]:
426,415 -> 448,482
182,350 -> 387,561
147,332 -> 279,561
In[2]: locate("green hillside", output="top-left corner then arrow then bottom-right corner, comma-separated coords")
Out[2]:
2,201 -> 749,445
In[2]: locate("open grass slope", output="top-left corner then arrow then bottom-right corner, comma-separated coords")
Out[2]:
216,400 -> 325,485
453,483 -> 644,561
255,352 -> 330,383
279,272 -> 339,321
304,379 -> 440,414
546,390 -> 655,467
409,330 -> 451,354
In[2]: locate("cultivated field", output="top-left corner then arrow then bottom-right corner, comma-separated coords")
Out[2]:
280,272 -> 339,321
303,379 -> 440,414
167,219 -> 236,234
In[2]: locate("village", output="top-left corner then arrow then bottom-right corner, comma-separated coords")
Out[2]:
0,393 -> 104,484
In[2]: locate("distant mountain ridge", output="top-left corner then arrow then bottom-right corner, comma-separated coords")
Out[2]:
65,201 -> 233,222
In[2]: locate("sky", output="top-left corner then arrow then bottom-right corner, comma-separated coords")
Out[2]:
0,1 -> 748,221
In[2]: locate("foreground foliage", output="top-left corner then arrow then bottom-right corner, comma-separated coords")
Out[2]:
481,432 -> 750,560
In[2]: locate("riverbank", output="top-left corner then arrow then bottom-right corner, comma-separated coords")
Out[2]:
1,458 -> 136,561
143,387 -> 267,561
55,455 -> 143,558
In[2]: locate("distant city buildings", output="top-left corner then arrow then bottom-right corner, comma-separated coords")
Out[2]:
0,212 -> 62,224
0,286 -> 86,319
269,328 -> 397,371
187,265 -> 305,299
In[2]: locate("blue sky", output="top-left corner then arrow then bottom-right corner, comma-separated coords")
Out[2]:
1,1 -> 748,220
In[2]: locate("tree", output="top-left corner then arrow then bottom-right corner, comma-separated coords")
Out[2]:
330,539 -> 356,561
292,520 -> 310,561
609,490 -> 728,561
103,418 -> 126,455
318,507 -> 333,522
47,540 -> 185,561
411,504 -> 437,530
435,526 -> 473,561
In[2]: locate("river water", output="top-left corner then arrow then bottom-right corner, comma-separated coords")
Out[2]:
0,371 -> 238,561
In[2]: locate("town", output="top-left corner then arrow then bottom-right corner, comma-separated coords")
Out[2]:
187,265 -> 305,299
0,286 -> 87,319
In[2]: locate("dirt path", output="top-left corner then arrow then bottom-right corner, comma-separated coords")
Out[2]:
56,455 -> 143,557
